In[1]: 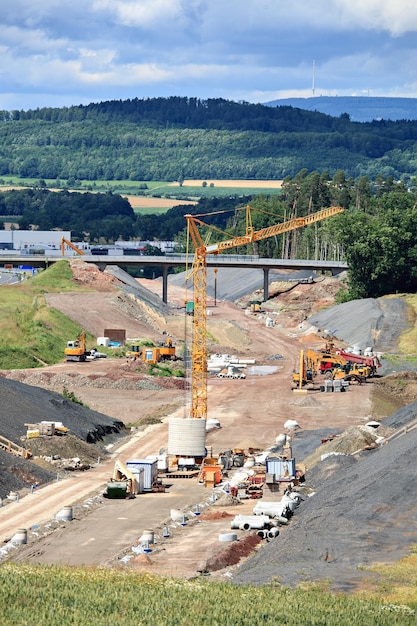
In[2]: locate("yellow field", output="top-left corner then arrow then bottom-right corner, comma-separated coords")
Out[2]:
124,196 -> 197,209
175,179 -> 283,188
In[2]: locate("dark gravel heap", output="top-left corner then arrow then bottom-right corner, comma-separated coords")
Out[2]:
0,377 -> 124,444
0,377 -> 126,498
232,401 -> 417,591
0,449 -> 57,499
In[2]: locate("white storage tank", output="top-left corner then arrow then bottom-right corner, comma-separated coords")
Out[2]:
168,417 -> 207,456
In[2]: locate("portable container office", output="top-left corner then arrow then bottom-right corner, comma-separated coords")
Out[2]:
127,467 -> 145,494
126,459 -> 158,491
266,457 -> 296,480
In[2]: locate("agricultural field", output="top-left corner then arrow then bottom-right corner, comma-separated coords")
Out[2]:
0,177 -> 283,213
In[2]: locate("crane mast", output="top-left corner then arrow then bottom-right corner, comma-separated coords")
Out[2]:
185,205 -> 344,421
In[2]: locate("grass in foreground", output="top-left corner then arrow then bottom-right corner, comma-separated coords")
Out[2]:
0,564 -> 415,626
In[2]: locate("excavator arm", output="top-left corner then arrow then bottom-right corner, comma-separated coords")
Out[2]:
61,237 -> 85,256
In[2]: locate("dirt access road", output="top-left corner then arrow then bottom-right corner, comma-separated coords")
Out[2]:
0,263 -> 376,576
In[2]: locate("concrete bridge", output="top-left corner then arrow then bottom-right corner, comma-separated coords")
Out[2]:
0,253 -> 347,303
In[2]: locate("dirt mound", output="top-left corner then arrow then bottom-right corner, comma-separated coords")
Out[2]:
302,424 -> 393,470
0,450 -> 57,499
374,371 -> 417,405
0,376 -> 126,498
205,533 -> 262,572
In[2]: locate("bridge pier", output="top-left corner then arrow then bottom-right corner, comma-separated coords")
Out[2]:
162,266 -> 168,304
263,267 -> 270,302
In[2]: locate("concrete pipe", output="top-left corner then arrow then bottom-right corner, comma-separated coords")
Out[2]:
218,533 -> 238,542
55,506 -> 73,521
11,529 -> 27,545
140,529 -> 155,544
257,529 -> 268,539
232,514 -> 270,530
268,528 -> 280,539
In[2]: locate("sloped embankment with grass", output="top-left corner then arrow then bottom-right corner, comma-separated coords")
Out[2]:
0,260 -> 98,369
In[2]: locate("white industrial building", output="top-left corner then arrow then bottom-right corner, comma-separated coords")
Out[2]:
0,230 -> 72,256
0,230 -> 178,256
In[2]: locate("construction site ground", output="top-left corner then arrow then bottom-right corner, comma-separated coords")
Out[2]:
0,260 -> 416,588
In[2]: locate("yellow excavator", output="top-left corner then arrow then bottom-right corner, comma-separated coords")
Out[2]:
64,331 -> 88,362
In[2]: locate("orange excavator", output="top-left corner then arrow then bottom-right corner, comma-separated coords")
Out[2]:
64,331 -> 88,362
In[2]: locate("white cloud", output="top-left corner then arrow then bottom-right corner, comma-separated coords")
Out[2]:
1,0 -> 417,110
332,0 -> 417,35
93,0 -> 192,28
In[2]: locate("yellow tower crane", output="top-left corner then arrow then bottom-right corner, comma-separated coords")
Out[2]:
185,205 -> 344,421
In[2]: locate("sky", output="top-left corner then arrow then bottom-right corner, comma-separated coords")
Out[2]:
2,0 -> 417,111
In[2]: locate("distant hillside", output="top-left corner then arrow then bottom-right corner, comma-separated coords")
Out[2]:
2,97 -> 417,180
264,96 -> 417,123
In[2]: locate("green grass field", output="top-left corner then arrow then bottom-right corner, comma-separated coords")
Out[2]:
0,563 -> 415,626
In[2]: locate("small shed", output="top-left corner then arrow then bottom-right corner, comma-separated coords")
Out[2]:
126,459 -> 158,491
266,457 -> 296,480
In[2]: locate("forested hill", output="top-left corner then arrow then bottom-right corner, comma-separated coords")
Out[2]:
1,97 -> 352,131
2,97 -> 417,180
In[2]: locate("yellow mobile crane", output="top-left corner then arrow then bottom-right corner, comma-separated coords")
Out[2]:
185,205 -> 344,421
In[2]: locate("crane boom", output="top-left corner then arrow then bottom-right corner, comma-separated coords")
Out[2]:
185,205 -> 344,420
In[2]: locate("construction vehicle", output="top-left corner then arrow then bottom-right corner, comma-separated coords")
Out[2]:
293,344 -> 375,387
105,459 -> 138,499
335,347 -> 381,376
126,337 -> 178,363
324,362 -> 372,384
185,205 -> 344,420
157,337 -> 178,360
125,341 -> 143,359
307,341 -> 381,378
292,349 -> 315,389
64,331 -> 88,362
60,237 -> 85,256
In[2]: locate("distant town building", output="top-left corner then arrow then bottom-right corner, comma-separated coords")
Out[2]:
0,231 -> 178,256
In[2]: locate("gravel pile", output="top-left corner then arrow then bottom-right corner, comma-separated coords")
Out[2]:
232,402 -> 417,591
0,377 -> 125,444
1,371 -> 178,392
0,376 -> 127,498
0,450 -> 57,499
307,297 -> 408,352
106,265 -> 173,315
169,268 -> 304,301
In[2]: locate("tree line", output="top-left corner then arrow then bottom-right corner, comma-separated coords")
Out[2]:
1,170 -> 416,299
1,97 -> 417,180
